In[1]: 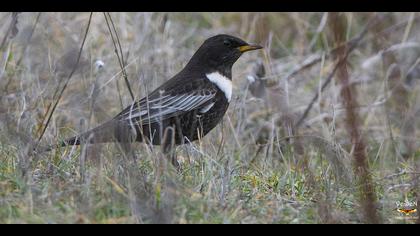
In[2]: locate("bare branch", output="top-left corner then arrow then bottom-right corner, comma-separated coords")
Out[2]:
104,12 -> 135,101
36,12 -> 93,147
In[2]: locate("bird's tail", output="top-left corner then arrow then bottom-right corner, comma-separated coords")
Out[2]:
39,120 -> 137,152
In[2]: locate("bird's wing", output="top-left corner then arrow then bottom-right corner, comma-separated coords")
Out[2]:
116,89 -> 216,125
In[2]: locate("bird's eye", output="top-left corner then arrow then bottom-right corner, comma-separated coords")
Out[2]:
223,40 -> 232,47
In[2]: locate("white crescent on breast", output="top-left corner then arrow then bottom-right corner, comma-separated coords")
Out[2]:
206,72 -> 232,102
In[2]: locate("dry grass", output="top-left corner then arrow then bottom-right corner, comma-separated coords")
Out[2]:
0,12 -> 419,223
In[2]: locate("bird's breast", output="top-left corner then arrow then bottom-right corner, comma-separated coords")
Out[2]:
205,72 -> 232,102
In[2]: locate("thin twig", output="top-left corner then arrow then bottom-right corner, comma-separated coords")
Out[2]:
0,12 -> 19,50
104,12 -> 135,101
4,13 -> 42,92
36,12 -> 93,146
330,12 -> 380,224
382,171 -> 420,180
379,14 -> 420,39
284,14 -> 417,82
108,13 -> 127,78
115,79 -> 124,110
295,15 -> 380,128
295,62 -> 341,128
387,183 -> 413,192
401,12 -> 416,43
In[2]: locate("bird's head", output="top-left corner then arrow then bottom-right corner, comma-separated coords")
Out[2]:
186,34 -> 263,77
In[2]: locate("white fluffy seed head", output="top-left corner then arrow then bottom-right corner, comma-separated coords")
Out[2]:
94,60 -> 105,69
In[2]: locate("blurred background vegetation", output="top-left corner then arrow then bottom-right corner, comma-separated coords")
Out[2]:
0,12 -> 419,223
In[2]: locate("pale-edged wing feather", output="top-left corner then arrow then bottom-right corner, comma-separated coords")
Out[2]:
117,89 -> 216,125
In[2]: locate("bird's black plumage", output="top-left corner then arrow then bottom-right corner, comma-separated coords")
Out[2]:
60,34 -> 262,150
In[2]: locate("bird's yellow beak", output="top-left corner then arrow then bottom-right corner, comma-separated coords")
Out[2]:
238,44 -> 263,53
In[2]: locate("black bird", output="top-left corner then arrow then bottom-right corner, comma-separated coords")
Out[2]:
58,34 -> 262,153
